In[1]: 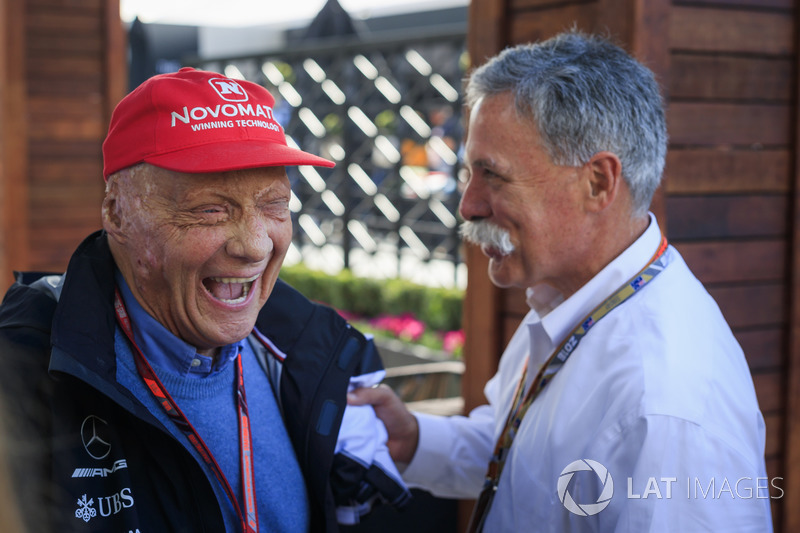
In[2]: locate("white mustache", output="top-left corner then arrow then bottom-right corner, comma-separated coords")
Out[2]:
459,220 -> 515,255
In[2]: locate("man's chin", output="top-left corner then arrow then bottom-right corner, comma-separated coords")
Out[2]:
487,259 -> 516,289
191,314 -> 260,351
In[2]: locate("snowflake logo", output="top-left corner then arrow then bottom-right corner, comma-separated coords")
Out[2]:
75,494 -> 96,522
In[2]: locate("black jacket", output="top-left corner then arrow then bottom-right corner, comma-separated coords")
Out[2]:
0,231 -> 390,532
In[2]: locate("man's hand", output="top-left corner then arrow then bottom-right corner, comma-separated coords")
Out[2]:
348,384 -> 419,464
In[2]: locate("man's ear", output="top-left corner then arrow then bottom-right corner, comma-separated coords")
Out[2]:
584,151 -> 622,212
101,182 -> 126,244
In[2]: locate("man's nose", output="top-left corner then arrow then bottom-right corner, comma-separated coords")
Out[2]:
458,178 -> 491,222
225,210 -> 273,262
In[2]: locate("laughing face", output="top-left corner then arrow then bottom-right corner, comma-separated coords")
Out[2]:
104,164 -> 292,357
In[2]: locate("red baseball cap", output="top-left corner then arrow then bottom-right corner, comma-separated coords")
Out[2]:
102,67 -> 334,180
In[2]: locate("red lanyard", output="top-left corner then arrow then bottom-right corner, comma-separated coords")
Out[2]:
114,289 -> 259,533
466,235 -> 669,533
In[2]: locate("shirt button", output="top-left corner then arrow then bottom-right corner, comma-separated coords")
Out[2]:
191,358 -> 201,367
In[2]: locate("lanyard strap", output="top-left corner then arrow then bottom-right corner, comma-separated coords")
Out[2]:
467,235 -> 669,533
114,289 -> 259,533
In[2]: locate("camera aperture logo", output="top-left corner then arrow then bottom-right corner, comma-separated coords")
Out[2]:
558,459 -> 614,516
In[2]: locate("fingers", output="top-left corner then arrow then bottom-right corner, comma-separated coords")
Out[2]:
347,383 -> 396,407
347,384 -> 420,464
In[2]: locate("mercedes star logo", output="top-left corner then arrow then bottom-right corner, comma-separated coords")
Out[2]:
80,415 -> 112,460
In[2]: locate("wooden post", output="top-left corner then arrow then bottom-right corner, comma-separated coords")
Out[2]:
459,1 -> 508,528
779,6 -> 800,530
462,0 -> 507,427
105,0 -> 128,121
467,0 -> 507,71
0,0 -> 29,292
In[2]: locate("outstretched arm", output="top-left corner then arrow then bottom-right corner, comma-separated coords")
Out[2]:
350,383 -> 496,499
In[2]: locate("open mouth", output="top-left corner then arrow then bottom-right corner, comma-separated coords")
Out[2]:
202,274 -> 260,304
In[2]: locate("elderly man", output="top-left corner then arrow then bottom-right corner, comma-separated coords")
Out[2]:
0,68 -> 408,532
350,31 -> 773,531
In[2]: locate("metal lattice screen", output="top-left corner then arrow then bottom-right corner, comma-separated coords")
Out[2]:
193,31 -> 467,288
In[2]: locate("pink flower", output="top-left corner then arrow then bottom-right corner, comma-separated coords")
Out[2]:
371,313 -> 426,342
442,330 -> 465,353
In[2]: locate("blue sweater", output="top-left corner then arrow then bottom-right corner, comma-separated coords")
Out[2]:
115,273 -> 309,532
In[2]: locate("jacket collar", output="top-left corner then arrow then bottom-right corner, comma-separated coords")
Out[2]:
50,230 -> 119,383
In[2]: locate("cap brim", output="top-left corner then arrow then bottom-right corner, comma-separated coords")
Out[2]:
144,139 -> 335,174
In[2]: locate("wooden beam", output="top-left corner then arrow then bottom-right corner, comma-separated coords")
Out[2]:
463,0 -> 507,419
670,54 -> 792,102
779,7 -> 800,530
104,0 -> 127,123
677,239 -> 786,285
707,283 -> 785,329
468,0 -> 507,70
0,0 -> 30,291
462,0 -> 509,416
666,195 -> 788,240
665,148 -> 790,195
461,0 -> 508,528
457,243 -> 503,530
670,6 -> 793,56
510,4 -> 597,44
460,245 -> 502,413
668,103 -> 792,147
737,327 -> 785,373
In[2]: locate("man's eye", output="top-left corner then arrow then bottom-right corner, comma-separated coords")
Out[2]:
191,206 -> 228,223
197,205 -> 225,215
261,200 -> 290,214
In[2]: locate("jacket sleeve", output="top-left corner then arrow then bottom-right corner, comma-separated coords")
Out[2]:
330,342 -> 411,525
256,279 -> 411,530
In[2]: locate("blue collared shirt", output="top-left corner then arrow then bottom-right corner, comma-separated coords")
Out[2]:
115,270 -> 240,377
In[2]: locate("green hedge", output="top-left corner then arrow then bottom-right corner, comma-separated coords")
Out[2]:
279,264 -> 464,332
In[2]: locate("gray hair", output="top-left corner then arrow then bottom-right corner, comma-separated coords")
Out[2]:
465,31 -> 667,216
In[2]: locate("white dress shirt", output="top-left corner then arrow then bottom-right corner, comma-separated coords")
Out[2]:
403,214 -> 773,532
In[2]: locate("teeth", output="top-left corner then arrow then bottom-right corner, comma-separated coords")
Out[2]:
210,274 -> 260,284
220,293 -> 247,304
207,274 -> 259,304
219,283 -> 249,304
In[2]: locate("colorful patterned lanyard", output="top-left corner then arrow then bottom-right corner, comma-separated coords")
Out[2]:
114,289 -> 259,533
467,235 -> 669,533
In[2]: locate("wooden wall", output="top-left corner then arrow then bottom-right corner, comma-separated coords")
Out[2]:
666,1 -> 794,529
464,0 -> 798,530
0,0 -> 124,292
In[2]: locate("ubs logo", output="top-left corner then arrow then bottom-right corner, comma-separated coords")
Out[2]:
81,415 -> 112,460
208,78 -> 249,102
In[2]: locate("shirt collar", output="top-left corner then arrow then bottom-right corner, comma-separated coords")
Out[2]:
115,270 -> 241,378
524,212 -> 663,356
